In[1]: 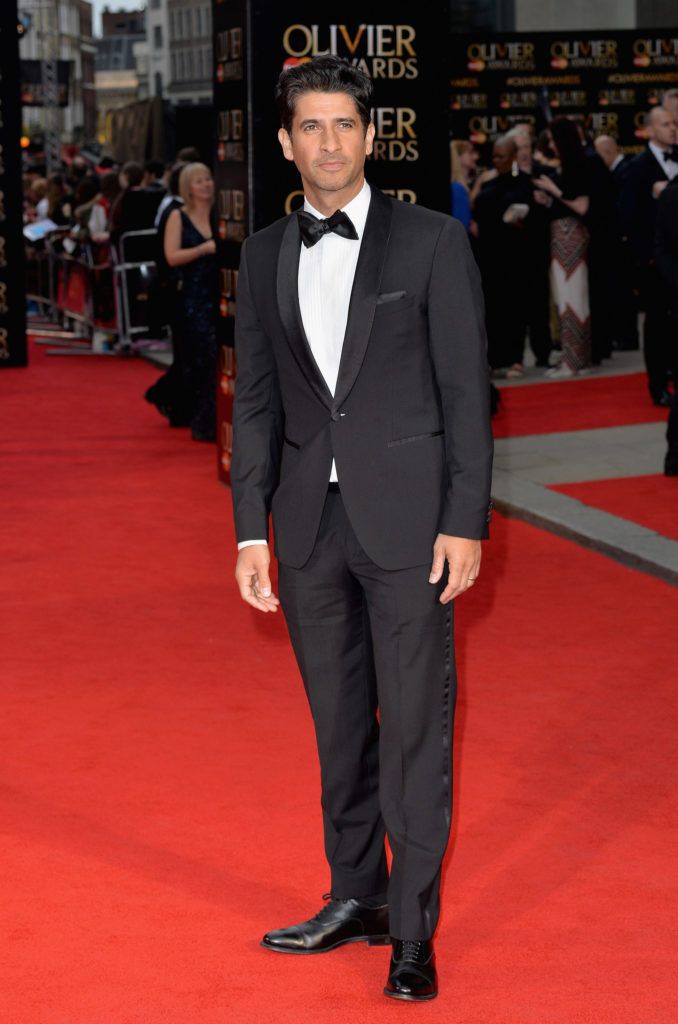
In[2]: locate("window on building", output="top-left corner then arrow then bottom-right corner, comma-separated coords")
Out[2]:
203,46 -> 211,78
155,71 -> 163,96
178,51 -> 185,80
171,52 -> 177,81
153,25 -> 163,48
151,0 -> 161,7
186,49 -> 194,79
169,10 -> 174,39
195,7 -> 202,35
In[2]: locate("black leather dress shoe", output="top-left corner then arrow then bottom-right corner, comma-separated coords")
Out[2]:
261,894 -> 390,954
384,939 -> 438,1001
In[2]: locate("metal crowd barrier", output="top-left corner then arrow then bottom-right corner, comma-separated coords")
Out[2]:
24,227 -> 171,356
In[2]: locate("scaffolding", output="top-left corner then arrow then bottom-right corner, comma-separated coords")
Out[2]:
36,0 -> 61,171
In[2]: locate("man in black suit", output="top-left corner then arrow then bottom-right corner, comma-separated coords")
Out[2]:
619,107 -> 678,403
654,179 -> 678,475
231,57 -> 492,1002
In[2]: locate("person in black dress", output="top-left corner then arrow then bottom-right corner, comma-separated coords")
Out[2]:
163,163 -> 218,442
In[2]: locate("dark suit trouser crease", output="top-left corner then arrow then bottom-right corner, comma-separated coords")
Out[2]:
278,490 -> 455,941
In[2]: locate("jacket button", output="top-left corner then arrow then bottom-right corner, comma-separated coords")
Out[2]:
331,411 -> 341,422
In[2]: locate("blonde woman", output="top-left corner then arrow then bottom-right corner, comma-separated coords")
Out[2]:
164,163 -> 218,441
450,140 -> 478,230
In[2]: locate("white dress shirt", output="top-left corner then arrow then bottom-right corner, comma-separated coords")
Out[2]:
238,180 -> 370,550
649,141 -> 678,181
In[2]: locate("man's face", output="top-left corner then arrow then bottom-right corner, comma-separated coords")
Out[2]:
492,143 -> 515,176
663,96 -> 678,122
649,108 -> 678,148
278,91 -> 375,195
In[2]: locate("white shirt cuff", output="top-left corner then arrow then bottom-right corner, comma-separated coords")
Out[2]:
237,539 -> 268,550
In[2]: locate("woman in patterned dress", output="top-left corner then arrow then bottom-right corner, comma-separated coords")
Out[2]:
533,117 -> 592,378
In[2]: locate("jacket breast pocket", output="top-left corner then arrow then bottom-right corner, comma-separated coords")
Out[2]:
375,291 -> 417,315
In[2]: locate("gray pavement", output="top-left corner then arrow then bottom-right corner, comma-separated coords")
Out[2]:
493,352 -> 677,586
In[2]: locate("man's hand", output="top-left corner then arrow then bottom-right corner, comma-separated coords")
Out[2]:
235,544 -> 280,613
429,534 -> 481,604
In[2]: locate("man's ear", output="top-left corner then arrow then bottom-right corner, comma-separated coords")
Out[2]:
278,127 -> 294,162
365,122 -> 376,158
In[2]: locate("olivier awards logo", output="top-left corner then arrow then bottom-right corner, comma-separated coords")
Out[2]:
467,114 -> 536,146
598,89 -> 636,107
281,24 -> 418,79
217,109 -> 245,162
369,107 -> 417,162
633,37 -> 678,68
549,39 -> 618,70
466,41 -> 535,73
218,189 -> 246,244
215,26 -> 243,82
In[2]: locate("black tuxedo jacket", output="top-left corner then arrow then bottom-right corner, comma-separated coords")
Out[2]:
231,186 -> 493,571
619,148 -> 669,264
655,178 -> 678,311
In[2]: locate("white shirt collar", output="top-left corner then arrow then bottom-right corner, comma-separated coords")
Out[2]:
303,179 -> 371,239
610,154 -> 624,172
649,140 -> 670,166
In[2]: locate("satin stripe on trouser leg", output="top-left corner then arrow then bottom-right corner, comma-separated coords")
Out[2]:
278,490 -> 455,937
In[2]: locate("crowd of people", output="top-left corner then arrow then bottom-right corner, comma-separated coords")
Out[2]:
451,92 -> 678,429
23,147 -> 219,443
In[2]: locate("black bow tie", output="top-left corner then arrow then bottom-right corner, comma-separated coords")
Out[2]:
663,148 -> 678,164
297,209 -> 359,248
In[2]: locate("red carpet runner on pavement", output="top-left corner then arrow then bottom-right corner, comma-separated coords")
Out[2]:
551,475 -> 678,543
492,371 -> 666,437
2,345 -> 677,1023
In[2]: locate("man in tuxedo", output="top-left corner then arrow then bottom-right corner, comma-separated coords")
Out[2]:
619,107 -> 678,403
474,135 -> 551,373
654,179 -> 678,474
231,56 -> 492,1002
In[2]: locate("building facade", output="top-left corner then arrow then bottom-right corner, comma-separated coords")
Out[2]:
95,8 -> 146,141
167,0 -> 213,106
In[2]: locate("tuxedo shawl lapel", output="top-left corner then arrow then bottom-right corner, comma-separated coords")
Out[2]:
332,187 -> 393,413
276,214 -> 333,410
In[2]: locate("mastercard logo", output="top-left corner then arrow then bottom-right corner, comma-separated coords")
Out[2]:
467,59 -> 485,72
216,64 -> 225,83
217,141 -> 225,162
220,373 -> 232,394
218,219 -> 227,240
221,451 -> 232,472
469,130 -> 487,144
633,54 -> 651,67
550,57 -> 568,70
499,99 -> 510,109
634,126 -> 650,139
219,296 -> 229,317
283,57 -> 312,69
549,98 -> 560,108
451,100 -> 461,110
599,96 -> 609,106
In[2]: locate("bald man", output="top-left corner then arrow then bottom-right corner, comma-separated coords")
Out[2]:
619,107 -> 678,404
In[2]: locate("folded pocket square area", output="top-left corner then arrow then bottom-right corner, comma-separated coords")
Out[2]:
377,290 -> 407,304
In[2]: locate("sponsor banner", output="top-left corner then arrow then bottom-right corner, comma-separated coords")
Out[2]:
0,0 -> 28,367
213,1 -> 449,483
450,30 -> 678,158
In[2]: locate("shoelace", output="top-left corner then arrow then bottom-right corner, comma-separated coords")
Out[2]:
399,939 -> 424,962
309,893 -> 352,923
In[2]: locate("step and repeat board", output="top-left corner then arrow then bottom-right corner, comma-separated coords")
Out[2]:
450,29 -> 678,159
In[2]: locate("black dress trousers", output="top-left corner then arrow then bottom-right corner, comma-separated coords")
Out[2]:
278,488 -> 455,941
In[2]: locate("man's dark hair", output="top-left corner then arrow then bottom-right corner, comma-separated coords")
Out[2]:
276,55 -> 373,135
551,116 -> 587,175
121,161 -> 144,188
144,158 -> 165,179
177,146 -> 201,163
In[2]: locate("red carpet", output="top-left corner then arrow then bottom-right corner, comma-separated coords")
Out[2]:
551,474 -> 678,542
2,344 -> 678,1023
493,372 -> 666,437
